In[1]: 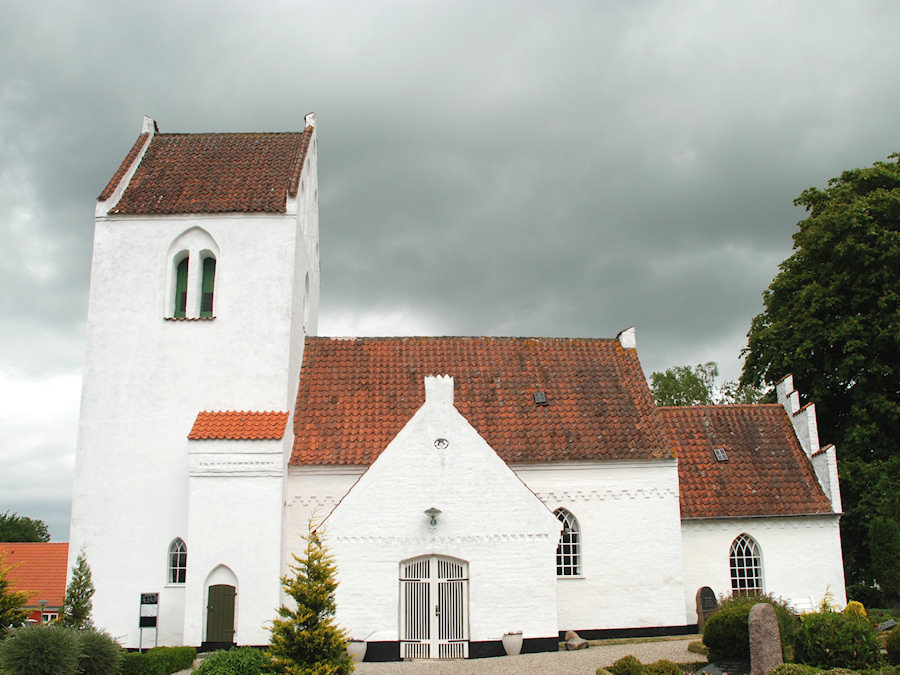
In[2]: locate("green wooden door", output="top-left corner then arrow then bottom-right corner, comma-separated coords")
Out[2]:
206,584 -> 235,643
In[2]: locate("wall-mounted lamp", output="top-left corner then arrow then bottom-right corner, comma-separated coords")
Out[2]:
424,507 -> 442,527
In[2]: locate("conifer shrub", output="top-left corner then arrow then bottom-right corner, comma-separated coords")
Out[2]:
794,609 -> 881,670
886,627 -> 900,665
77,628 -> 124,675
195,646 -> 271,674
702,594 -> 796,661
608,654 -> 646,675
267,526 -> 353,674
0,624 -> 79,674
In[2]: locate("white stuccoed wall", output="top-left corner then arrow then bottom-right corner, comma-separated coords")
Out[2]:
184,439 -> 285,646
514,461 -> 688,632
70,120 -> 319,647
311,376 -> 562,644
681,516 -> 846,619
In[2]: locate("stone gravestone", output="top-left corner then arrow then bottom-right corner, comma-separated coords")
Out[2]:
749,603 -> 783,675
696,586 -> 718,631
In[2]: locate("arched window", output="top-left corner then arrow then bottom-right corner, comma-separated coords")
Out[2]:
554,508 -> 581,576
173,256 -> 189,319
730,533 -> 762,595
168,538 -> 187,584
200,255 -> 216,318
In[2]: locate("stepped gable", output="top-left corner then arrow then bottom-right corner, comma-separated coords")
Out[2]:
104,127 -> 313,214
291,336 -> 671,465
662,404 -> 833,518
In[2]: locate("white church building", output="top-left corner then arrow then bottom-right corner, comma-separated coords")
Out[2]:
68,114 -> 846,659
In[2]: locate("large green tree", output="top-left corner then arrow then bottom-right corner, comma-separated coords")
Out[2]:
651,362 -> 764,406
741,153 -> 900,584
0,512 -> 50,543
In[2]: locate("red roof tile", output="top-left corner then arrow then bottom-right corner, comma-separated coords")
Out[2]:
0,543 -> 69,607
290,336 -> 671,465
189,411 -> 289,440
105,128 -> 313,215
97,132 -> 149,201
662,405 -> 833,518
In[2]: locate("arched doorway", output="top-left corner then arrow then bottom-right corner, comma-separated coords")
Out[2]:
399,555 -> 469,659
204,565 -> 237,645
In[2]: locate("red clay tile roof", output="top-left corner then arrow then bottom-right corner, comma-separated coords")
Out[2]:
189,411 -> 289,440
98,132 -> 149,201
0,543 -> 69,607
104,128 -> 313,214
661,405 -> 833,518
291,336 -> 672,465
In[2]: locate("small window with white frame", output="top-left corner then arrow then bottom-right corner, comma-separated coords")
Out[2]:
554,508 -> 581,576
168,538 -> 187,584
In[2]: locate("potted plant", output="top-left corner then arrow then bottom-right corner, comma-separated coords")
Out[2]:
502,630 -> 523,656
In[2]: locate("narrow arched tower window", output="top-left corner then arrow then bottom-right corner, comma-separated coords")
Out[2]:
200,256 -> 216,318
730,533 -> 762,595
168,538 -> 187,584
554,508 -> 581,576
174,257 -> 189,319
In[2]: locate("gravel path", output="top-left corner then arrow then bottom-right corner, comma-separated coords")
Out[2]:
356,637 -> 702,674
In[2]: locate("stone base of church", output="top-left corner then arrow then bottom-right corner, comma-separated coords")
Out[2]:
558,624 -> 699,641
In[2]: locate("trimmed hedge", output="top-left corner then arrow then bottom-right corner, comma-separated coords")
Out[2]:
794,610 -> 881,670
609,655 -> 646,675
118,646 -> 197,674
194,647 -> 272,674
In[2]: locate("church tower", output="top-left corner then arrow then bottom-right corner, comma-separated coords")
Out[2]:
69,114 -> 319,647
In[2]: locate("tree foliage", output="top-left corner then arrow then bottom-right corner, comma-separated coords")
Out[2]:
62,548 -> 95,629
651,362 -> 764,406
267,526 -> 353,674
0,512 -> 50,543
869,516 -> 900,607
740,153 -> 900,584
0,553 -> 29,630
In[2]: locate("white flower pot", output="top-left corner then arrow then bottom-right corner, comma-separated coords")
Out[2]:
347,640 -> 367,663
502,632 -> 523,656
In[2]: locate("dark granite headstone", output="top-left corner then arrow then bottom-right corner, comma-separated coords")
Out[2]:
878,619 -> 897,632
698,659 -> 750,675
696,586 -> 719,630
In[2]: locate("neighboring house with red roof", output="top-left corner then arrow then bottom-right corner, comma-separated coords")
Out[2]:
0,543 -> 69,624
69,115 -> 845,659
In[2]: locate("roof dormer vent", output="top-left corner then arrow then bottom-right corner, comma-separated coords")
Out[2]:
714,448 -> 728,462
534,391 -> 548,406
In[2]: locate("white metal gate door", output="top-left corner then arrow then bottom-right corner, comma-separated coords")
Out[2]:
400,556 -> 469,659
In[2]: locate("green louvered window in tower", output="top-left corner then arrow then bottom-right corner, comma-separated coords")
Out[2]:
174,257 -> 189,319
200,256 -> 216,318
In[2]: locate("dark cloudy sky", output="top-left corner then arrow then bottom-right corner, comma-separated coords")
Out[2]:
2,1 -> 898,540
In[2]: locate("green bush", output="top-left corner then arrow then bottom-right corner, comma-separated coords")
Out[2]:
609,655 -> 646,675
702,594 -> 796,661
0,624 -> 79,674
118,651 -> 165,675
887,627 -> 900,666
77,628 -> 124,674
847,584 -> 886,609
794,610 -> 882,670
768,665 -> 818,675
195,647 -> 272,674
644,659 -> 684,675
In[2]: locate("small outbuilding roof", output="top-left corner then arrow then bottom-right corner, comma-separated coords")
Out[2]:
0,542 -> 69,608
188,410 -> 289,440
